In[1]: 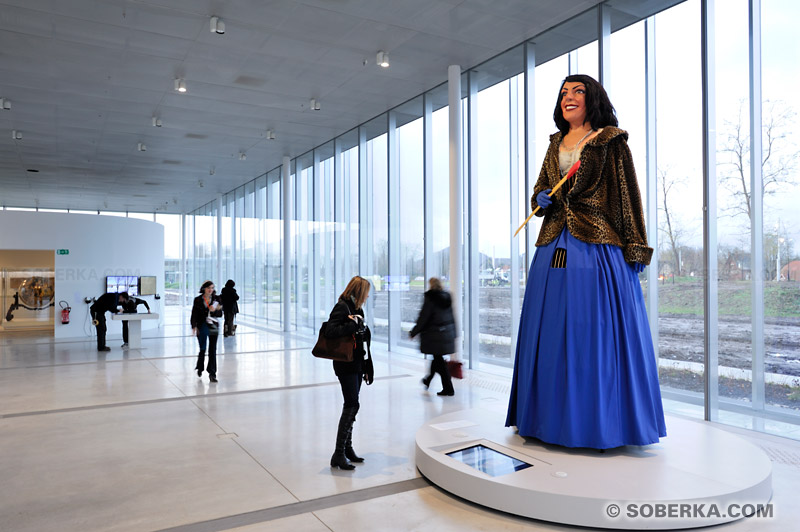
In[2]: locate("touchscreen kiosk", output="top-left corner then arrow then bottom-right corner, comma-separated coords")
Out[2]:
446,444 -> 532,477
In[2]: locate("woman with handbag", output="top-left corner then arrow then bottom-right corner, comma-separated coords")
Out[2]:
190,280 -> 223,383
325,276 -> 372,471
410,277 -> 456,397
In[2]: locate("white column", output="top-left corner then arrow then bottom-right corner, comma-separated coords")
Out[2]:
598,3 -> 611,88
180,213 -> 187,308
448,65 -> 463,359
749,0 -> 765,414
282,155 -> 292,332
645,16 -> 659,353
701,0 -> 719,420
216,195 -> 223,288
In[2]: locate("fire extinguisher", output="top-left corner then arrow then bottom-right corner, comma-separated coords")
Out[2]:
60,300 -> 71,324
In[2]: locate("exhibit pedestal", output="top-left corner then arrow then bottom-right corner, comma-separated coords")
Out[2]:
416,408 -> 772,529
112,313 -> 159,349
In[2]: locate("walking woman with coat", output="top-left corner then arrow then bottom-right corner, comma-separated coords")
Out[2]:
190,280 -> 223,383
220,279 -> 239,337
410,277 -> 456,397
325,276 -> 374,470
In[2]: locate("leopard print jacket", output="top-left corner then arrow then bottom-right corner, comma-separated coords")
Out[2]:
532,126 -> 653,265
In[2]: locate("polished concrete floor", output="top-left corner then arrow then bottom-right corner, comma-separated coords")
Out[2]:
2,308 -> 800,531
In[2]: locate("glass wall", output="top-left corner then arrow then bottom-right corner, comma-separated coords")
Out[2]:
428,84 -> 451,283
392,97 -> 425,347
154,213 -> 184,306
221,193 -> 233,287
470,46 -> 525,366
184,0 -> 800,440
266,168 -> 283,325
362,115 -> 389,339
316,142 -> 336,325
295,153 -> 314,334
761,0 -> 800,417
335,128 -> 360,294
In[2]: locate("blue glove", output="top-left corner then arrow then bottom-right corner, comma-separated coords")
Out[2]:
632,263 -> 646,274
536,189 -> 553,209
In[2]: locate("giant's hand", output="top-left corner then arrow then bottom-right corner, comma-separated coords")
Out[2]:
536,189 -> 553,209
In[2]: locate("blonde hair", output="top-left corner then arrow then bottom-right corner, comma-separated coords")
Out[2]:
428,277 -> 443,291
340,276 -> 371,309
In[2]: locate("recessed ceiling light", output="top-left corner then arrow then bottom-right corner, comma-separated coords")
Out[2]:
210,16 -> 225,34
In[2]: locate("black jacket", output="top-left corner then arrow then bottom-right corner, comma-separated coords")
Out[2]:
410,289 -> 456,356
220,282 -> 239,314
123,297 -> 150,313
190,294 -> 223,330
90,293 -> 121,320
325,297 -> 367,376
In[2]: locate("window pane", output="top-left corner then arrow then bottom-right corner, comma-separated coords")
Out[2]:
363,116 -> 389,341
760,0 -> 800,419
654,0 -> 705,419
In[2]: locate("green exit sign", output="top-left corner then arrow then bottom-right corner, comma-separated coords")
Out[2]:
57,249 -> 69,255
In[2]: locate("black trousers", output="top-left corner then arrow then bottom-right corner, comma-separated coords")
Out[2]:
223,311 -> 235,335
426,354 -> 454,393
121,311 -> 137,343
95,313 -> 107,350
337,372 -> 362,409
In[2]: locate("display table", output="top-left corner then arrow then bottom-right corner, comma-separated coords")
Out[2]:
112,312 -> 159,349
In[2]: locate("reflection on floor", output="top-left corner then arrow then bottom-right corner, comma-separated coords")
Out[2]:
1,307 -> 799,531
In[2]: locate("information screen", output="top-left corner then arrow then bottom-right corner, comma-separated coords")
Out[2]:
106,276 -> 138,296
446,444 -> 532,477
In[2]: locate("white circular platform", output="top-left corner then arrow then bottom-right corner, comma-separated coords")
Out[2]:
416,409 -> 772,529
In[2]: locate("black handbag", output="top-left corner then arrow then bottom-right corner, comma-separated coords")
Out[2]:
312,322 -> 355,362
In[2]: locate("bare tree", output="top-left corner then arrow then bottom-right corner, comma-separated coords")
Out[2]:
658,167 -> 688,276
718,100 -> 798,222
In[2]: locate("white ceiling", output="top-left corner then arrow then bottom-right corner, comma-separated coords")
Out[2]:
0,0 -> 609,214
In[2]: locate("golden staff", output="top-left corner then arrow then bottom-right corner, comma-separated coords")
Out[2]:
513,160 -> 581,237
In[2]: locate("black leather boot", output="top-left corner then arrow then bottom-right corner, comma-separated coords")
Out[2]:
330,408 -> 355,470
343,406 -> 363,463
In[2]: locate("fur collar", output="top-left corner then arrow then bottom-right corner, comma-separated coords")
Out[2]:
549,126 -> 628,147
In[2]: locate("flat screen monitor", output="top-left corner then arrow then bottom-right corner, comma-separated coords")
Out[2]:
139,276 -> 156,296
106,275 -> 138,297
446,444 -> 533,477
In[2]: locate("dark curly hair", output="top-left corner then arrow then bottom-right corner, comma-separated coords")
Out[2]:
553,74 -> 618,135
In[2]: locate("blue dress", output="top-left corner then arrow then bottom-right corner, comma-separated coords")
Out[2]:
505,228 -> 667,449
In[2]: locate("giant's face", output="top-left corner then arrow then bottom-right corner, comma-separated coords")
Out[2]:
560,81 -> 587,126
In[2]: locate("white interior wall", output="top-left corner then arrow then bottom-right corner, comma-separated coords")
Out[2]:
0,211 -> 165,339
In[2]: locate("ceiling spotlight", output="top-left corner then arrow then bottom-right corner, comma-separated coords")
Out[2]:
174,78 -> 187,93
209,166 -> 215,175
309,98 -> 320,111
266,129 -> 276,140
198,180 -> 205,188
0,98 -> 10,110
376,51 -> 390,68
11,130 -> 22,140
239,152 -> 247,160
210,16 -> 225,34
152,116 -> 163,127
137,142 -> 147,151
